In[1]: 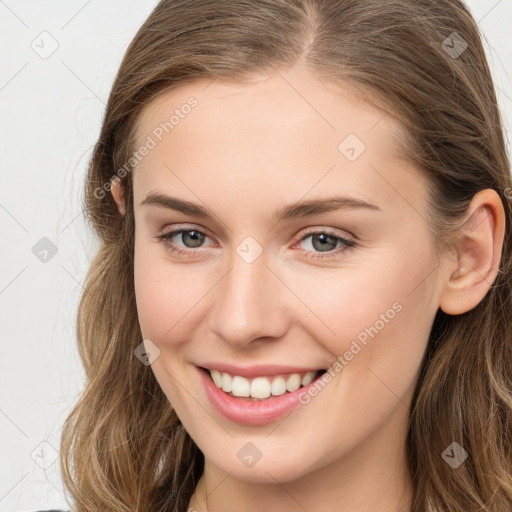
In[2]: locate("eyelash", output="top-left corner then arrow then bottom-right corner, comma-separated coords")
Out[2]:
156,226 -> 356,260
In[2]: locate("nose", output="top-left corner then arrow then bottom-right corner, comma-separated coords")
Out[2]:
209,249 -> 290,349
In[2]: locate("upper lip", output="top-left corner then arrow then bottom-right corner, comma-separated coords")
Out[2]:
198,362 -> 326,379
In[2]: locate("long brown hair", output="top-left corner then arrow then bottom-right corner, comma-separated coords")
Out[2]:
60,1 -> 512,511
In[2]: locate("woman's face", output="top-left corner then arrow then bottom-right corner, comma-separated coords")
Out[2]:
128,65 -> 447,483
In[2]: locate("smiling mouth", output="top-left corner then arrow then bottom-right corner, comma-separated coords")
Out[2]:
200,367 -> 328,401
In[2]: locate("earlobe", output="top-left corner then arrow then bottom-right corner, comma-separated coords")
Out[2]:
439,189 -> 506,315
111,177 -> 126,216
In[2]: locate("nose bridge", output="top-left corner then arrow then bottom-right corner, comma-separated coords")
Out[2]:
210,246 -> 287,347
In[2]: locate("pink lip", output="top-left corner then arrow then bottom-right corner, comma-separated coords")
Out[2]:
198,362 -> 325,379
197,366 -> 325,426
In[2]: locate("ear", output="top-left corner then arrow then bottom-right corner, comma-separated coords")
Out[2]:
439,189 -> 506,315
111,176 -> 126,216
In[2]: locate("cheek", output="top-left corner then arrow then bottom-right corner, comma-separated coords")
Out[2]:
134,239 -> 216,343
294,244 -> 437,377
135,263 -> 197,341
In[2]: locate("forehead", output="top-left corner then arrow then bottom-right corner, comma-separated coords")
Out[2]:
134,68 -> 403,153
131,67 -> 427,216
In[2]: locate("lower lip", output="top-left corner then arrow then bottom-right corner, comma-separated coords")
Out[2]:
197,366 -> 325,426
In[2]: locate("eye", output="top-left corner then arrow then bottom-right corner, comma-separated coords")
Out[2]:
156,226 -> 356,260
294,228 -> 356,260
157,227 -> 214,258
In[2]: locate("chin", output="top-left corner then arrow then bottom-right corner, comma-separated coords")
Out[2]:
209,450 -> 318,484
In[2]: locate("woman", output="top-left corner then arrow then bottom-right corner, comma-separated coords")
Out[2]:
57,1 -> 512,511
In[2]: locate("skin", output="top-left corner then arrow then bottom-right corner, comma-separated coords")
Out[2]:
111,63 -> 505,512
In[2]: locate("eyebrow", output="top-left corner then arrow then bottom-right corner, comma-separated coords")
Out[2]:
140,192 -> 382,223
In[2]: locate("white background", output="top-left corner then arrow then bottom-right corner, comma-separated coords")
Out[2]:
0,1 -> 511,511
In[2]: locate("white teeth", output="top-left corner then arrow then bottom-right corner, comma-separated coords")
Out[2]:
286,374 -> 301,392
232,376 -> 250,397
250,377 -> 271,399
301,371 -> 315,386
271,376 -> 286,396
221,372 -> 232,392
208,369 -> 321,399
211,370 -> 223,388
